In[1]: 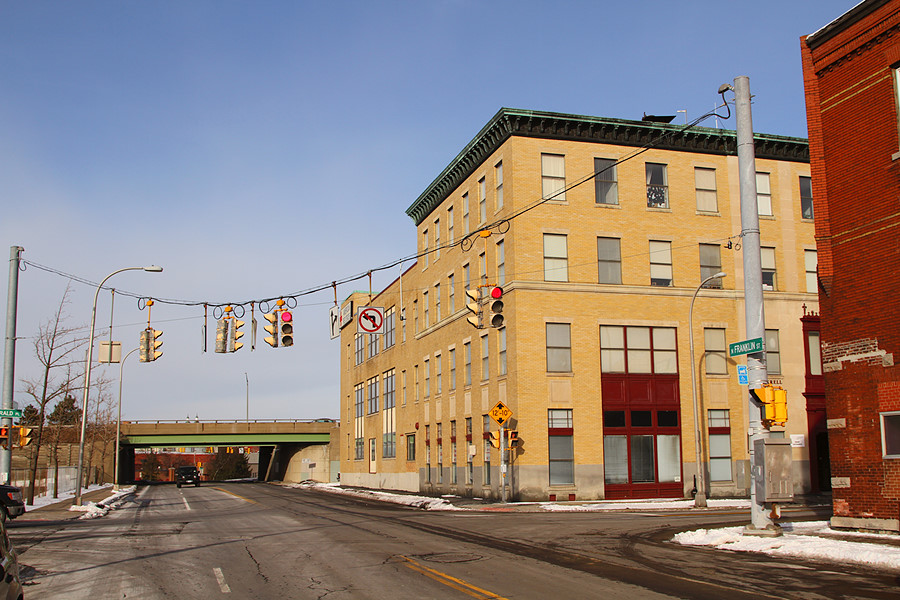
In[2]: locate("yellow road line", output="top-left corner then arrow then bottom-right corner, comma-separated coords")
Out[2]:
401,556 -> 508,600
211,487 -> 259,505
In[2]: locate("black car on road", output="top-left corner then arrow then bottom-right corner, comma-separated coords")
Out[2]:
175,466 -> 200,488
0,487 -> 24,522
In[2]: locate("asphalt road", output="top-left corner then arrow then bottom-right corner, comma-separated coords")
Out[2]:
7,483 -> 900,599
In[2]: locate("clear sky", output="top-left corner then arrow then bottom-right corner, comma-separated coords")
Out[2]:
1,0 -> 854,422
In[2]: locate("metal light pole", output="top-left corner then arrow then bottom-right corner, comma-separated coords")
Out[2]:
75,265 -> 162,506
245,372 -> 249,423
689,271 -> 726,508
114,347 -> 139,491
1,246 -> 24,485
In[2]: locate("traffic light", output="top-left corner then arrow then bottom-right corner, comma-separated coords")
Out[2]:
215,318 -> 229,353
489,286 -> 504,328
229,319 -> 244,352
759,385 -> 788,427
489,430 -> 501,449
18,427 -> 32,448
280,310 -> 294,347
139,328 -> 162,362
465,289 -> 482,328
0,427 -> 8,450
264,312 -> 279,347
506,429 -> 519,447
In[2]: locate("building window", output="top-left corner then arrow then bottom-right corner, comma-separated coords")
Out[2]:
368,328 -> 379,358
479,252 -> 487,286
425,425 -> 431,482
464,342 -> 472,386
478,177 -> 487,224
451,420 -> 458,484
366,376 -> 379,415
808,331 -> 822,376
541,153 -> 566,201
708,409 -> 732,481
413,299 -> 418,333
384,307 -> 395,349
597,237 -> 622,284
355,333 -> 364,365
448,274 -> 455,312
496,240 -> 505,286
695,167 -> 718,212
434,218 -> 440,260
704,328 -> 727,375
882,412 -> 900,457
424,358 -> 430,397
699,244 -> 722,287
595,158 -> 618,205
401,369 -> 407,406
498,327 -> 507,376
546,323 -> 572,373
447,206 -> 455,245
423,291 -> 429,328
799,176 -> 813,220
495,161 -> 504,211
765,329 -> 781,375
354,383 -> 364,418
435,283 -> 441,322
463,192 -> 470,235
401,307 -> 406,343
649,240 -> 673,287
543,233 -> 568,282
548,409 -> 574,485
646,163 -> 668,208
449,348 -> 456,391
761,247 -> 776,291
756,172 -> 772,216
384,369 -> 395,409
805,250 -> 818,294
481,334 -> 489,381
422,228 -> 429,268
465,417 -> 473,484
463,263 -> 471,290
435,353 -> 442,395
601,325 -> 678,374
407,433 -> 416,461
414,364 -> 419,402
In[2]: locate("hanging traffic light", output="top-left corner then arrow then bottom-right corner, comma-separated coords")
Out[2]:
280,311 -> 293,347
215,318 -> 229,353
139,328 -> 150,361
264,312 -> 279,348
465,289 -> 482,328
229,319 -> 244,352
139,328 -> 162,362
489,286 -> 504,328
18,427 -> 32,448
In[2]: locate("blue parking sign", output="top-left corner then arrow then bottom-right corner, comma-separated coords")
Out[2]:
737,365 -> 749,385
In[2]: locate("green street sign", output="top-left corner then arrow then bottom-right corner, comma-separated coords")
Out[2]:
729,337 -> 764,357
0,409 -> 22,419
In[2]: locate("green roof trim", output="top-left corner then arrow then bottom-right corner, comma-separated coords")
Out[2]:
405,107 -> 809,225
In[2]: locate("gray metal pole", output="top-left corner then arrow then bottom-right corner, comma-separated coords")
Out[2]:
1,246 -> 24,485
245,372 -> 249,423
114,347 -> 139,491
500,423 -> 507,503
734,76 -> 775,533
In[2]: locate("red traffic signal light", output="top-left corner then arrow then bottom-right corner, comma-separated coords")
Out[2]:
489,287 -> 504,328
490,286 -> 503,299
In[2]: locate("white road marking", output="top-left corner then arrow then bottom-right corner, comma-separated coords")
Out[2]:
182,497 -> 191,510
213,567 -> 231,593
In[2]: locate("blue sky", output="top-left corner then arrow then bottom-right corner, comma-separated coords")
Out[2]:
1,0 -> 854,421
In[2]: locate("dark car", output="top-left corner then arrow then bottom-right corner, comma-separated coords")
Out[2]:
175,466 -> 200,488
0,487 -> 24,522
0,517 -> 22,600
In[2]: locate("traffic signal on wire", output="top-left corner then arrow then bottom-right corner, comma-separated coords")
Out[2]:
465,289 -> 482,329
264,312 -> 279,347
229,319 -> 244,352
139,328 -> 163,362
280,310 -> 294,347
215,318 -> 229,353
489,286 -> 504,328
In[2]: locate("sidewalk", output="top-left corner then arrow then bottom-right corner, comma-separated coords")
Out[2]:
19,487 -> 128,521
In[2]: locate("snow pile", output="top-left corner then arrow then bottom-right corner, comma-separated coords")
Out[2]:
673,521 -> 900,570
68,485 -> 137,520
541,498 -> 751,512
283,481 -> 464,511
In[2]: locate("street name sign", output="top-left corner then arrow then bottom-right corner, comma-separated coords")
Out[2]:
0,409 -> 22,419
729,337 -> 764,357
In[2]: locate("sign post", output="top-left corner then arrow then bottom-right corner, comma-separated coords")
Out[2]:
489,401 -> 513,502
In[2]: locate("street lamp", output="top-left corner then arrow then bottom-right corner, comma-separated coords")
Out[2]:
689,271 -> 726,508
75,265 -> 162,506
114,347 -> 139,491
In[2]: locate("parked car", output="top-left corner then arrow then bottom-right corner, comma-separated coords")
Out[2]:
0,516 -> 23,600
0,487 -> 24,522
175,466 -> 201,488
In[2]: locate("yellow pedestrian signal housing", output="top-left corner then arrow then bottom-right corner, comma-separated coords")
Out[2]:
489,430 -> 501,449
18,427 -> 32,448
507,429 -> 519,447
489,286 -> 504,328
139,328 -> 163,362
760,384 -> 788,427
465,289 -> 482,328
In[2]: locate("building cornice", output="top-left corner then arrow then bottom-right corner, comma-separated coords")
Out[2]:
406,107 -> 809,225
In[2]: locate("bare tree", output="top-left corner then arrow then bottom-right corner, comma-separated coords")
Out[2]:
48,388 -> 80,498
86,379 -> 116,485
19,285 -> 88,504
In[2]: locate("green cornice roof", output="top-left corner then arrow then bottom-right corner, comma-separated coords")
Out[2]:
405,107 -> 809,226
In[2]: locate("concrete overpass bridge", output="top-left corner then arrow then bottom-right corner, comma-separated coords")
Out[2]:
119,419 -> 339,483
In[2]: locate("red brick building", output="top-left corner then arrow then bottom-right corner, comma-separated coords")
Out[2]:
802,0 -> 900,533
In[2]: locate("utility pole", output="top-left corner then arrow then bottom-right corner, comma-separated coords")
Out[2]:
1,246 -> 23,485
734,76 -> 777,534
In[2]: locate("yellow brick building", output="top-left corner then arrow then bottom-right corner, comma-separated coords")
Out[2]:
338,108 -> 817,501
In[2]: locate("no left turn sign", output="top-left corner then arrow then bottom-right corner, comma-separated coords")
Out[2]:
357,307 -> 385,335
